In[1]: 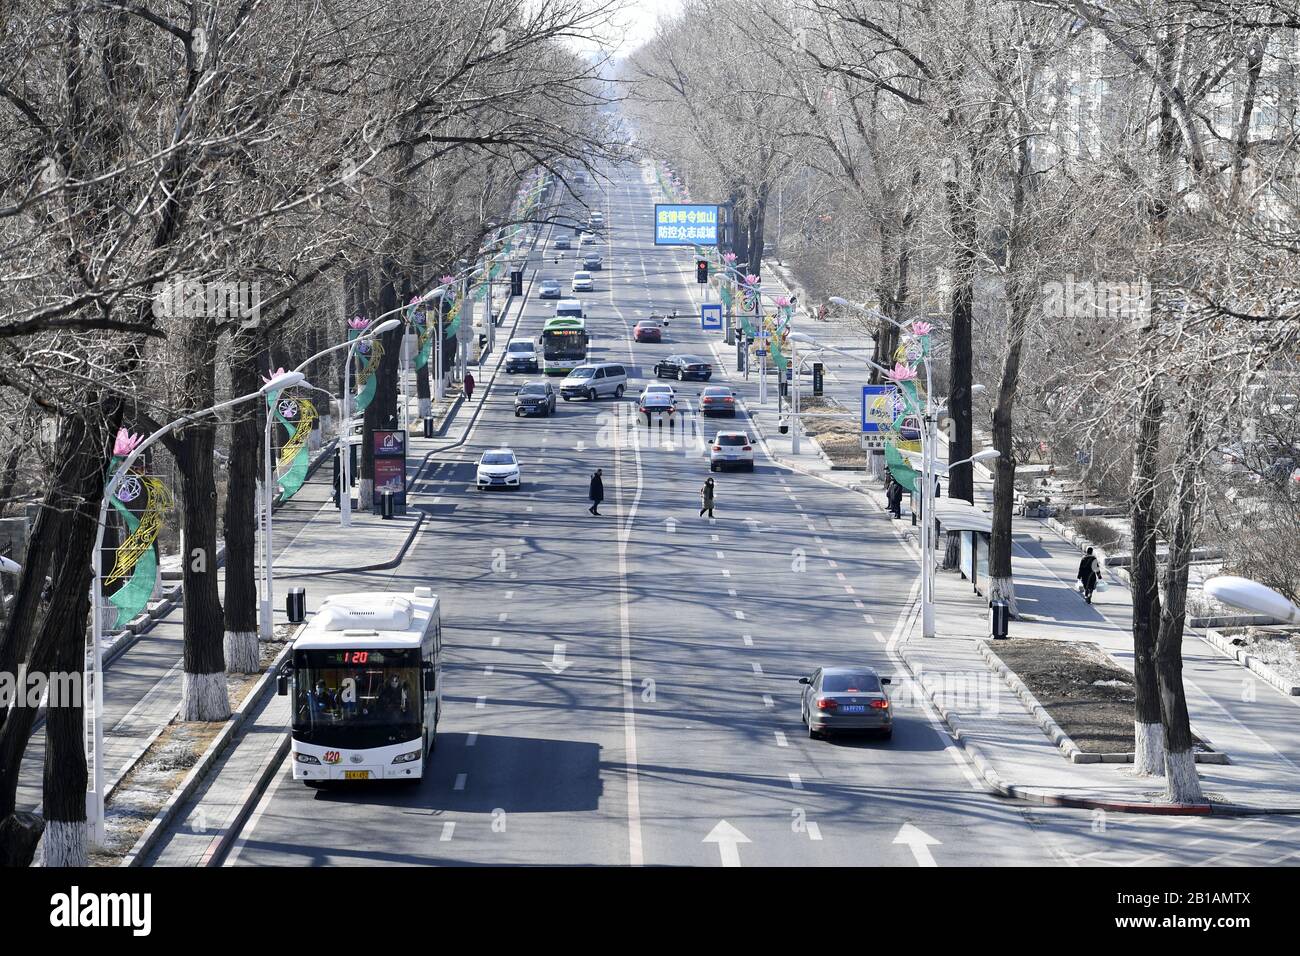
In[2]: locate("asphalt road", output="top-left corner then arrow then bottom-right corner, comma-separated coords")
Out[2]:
225,161 -> 1300,867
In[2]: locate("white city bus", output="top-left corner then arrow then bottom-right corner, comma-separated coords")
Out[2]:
278,588 -> 442,783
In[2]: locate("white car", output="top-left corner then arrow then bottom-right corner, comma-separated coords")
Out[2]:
572,271 -> 594,292
579,232 -> 596,245
638,382 -> 675,402
476,448 -> 521,490
709,432 -> 754,472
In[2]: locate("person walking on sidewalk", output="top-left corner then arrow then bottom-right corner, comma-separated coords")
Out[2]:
699,477 -> 716,518
588,468 -> 604,515
1077,547 -> 1101,604
885,472 -> 903,519
463,371 -> 475,402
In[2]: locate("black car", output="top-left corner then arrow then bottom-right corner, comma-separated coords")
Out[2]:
654,355 -> 712,382
514,382 -> 558,417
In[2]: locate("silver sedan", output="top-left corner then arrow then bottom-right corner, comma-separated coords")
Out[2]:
799,666 -> 893,740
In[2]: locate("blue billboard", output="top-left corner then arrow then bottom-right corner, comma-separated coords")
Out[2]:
861,384 -> 902,434
654,204 -> 720,246
700,304 -> 723,331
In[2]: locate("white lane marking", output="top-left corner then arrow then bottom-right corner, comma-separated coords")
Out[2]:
453,773 -> 468,791
774,730 -> 788,747
827,558 -> 838,567
711,534 -> 719,542
862,613 -> 876,624
788,773 -> 803,790
794,503 -> 804,511
835,572 -> 846,582
483,665 -> 494,676
853,599 -> 865,609
763,694 -> 774,707
721,569 -> 731,577
751,662 -> 763,675
475,696 -> 486,709
491,636 -> 501,647
894,823 -> 941,867
728,588 -> 737,597
844,585 -> 856,594
703,820 -> 751,868
498,612 -> 508,622
807,822 -> 823,841
874,630 -> 886,642
734,610 -> 745,620
466,732 -> 478,747
743,634 -> 754,647
505,591 -> 514,599
715,550 -> 725,559
440,822 -> 456,842
813,536 -> 823,544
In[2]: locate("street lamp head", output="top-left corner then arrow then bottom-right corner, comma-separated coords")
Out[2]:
970,384 -> 988,397
788,331 -> 817,344
970,448 -> 1000,464
1204,575 -> 1300,621
828,296 -> 849,307
260,370 -> 305,394
371,318 -> 401,335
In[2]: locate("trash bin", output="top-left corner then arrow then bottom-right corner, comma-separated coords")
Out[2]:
990,599 -> 1010,639
381,490 -> 395,520
286,587 -> 306,624
423,416 -> 434,438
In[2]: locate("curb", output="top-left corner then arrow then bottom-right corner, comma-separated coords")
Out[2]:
200,724 -> 292,867
893,638 -> 1219,815
976,639 -> 1229,765
120,640 -> 294,867
1200,626 -> 1300,697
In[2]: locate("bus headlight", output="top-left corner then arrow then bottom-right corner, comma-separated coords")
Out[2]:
392,750 -> 422,764
295,753 -> 321,765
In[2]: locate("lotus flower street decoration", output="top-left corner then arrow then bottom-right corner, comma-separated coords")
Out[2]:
346,317 -> 384,413
104,427 -> 172,629
263,368 -> 316,502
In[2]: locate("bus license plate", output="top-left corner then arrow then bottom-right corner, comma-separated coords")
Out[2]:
343,770 -> 370,780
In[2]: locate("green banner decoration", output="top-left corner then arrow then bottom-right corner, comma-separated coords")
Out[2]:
269,394 -> 317,502
105,452 -> 172,630
883,444 -> 919,493
444,296 -> 463,338
354,339 -> 382,413
415,312 -> 434,370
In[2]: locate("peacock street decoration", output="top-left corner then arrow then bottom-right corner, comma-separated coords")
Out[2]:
348,316 -> 383,413
881,321 -> 934,493
264,367 -> 316,503
104,428 -> 173,629
411,295 -> 433,371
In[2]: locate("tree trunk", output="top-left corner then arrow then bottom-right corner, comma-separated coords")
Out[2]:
222,331 -> 262,674
986,341 -> 1022,615
1129,380 -> 1166,774
1155,409 -> 1206,803
175,427 -> 230,721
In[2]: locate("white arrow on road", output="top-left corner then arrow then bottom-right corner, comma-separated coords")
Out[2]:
893,823 -> 941,867
543,643 -> 572,675
703,820 -> 751,867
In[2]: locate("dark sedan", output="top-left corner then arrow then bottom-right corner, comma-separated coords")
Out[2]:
633,320 -> 662,343
654,354 -> 711,381
799,666 -> 893,740
514,382 -> 558,417
582,254 -> 603,270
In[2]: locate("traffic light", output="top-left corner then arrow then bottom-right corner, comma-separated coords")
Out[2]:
509,270 -> 523,297
696,259 -> 708,284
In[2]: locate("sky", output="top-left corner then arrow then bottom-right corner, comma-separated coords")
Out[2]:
606,0 -> 684,55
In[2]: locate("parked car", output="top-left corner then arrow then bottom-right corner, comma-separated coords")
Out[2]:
700,385 -> 737,417
799,667 -> 893,740
654,354 -> 712,381
538,279 -> 562,299
514,382 -> 557,417
582,254 -> 603,270
560,362 -> 628,401
633,320 -> 662,343
572,271 -> 594,292
504,338 -> 539,373
708,431 -> 754,472
475,448 -> 521,490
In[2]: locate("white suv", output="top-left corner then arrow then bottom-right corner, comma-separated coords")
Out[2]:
572,271 -> 594,292
709,431 -> 755,472
504,339 -> 539,373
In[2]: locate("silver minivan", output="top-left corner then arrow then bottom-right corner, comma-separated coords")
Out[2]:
560,362 -> 628,401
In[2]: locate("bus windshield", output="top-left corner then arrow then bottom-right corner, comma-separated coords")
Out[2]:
541,326 -> 587,361
293,647 -> 422,749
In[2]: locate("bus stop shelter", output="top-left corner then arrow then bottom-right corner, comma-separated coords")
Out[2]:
933,500 -> 994,596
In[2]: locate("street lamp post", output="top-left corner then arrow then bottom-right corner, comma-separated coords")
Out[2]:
87,369 -> 304,845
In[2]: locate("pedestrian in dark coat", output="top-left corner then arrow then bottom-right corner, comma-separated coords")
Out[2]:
464,371 -> 475,401
1077,547 -> 1101,603
699,477 -> 716,518
886,477 -> 903,519
588,468 -> 604,515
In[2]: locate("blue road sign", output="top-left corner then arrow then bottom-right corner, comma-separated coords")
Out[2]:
861,384 -> 901,434
654,204 -> 720,246
701,303 -> 723,330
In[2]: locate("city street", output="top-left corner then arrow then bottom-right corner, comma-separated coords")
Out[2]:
209,162 -> 1300,869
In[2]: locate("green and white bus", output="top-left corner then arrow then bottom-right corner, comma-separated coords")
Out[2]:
540,308 -> 588,375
